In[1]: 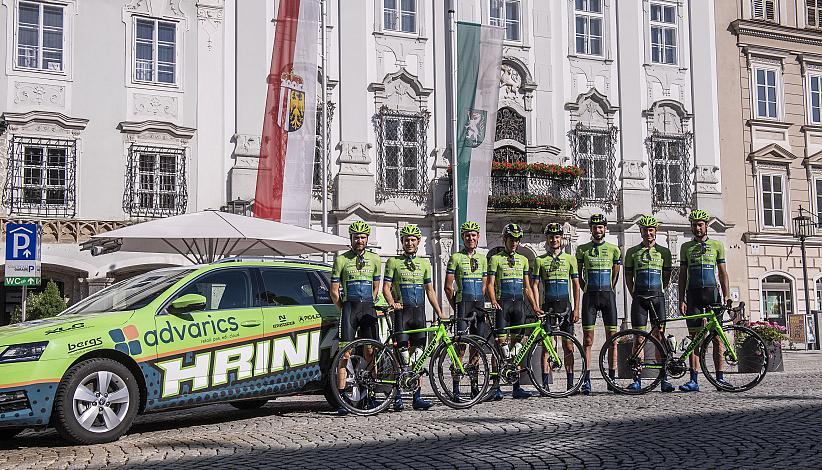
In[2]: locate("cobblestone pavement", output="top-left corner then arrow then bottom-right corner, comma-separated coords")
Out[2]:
1,351 -> 820,469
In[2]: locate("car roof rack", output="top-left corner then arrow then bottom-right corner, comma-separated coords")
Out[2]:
213,256 -> 331,268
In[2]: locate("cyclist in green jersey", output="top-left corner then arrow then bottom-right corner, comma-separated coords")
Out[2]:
383,224 -> 445,411
575,214 -> 622,395
330,221 -> 382,415
531,223 -> 581,392
624,215 -> 674,392
488,223 -> 542,400
678,210 -> 732,392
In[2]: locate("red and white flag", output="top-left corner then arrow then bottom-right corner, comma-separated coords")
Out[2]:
254,0 -> 320,226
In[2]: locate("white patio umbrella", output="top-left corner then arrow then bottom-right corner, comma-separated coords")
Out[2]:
81,210 -> 350,263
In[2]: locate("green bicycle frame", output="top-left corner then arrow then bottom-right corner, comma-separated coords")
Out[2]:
399,322 -> 467,375
497,321 -> 563,371
659,310 -> 737,363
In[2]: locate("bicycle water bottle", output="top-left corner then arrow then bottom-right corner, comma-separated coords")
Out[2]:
666,334 -> 676,352
680,337 -> 691,352
511,343 -> 523,359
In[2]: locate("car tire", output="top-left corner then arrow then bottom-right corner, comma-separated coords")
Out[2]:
229,399 -> 270,410
0,428 -> 22,441
53,358 -> 140,445
322,378 -> 338,410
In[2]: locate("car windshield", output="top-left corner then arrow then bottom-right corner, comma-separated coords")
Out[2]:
61,268 -> 196,315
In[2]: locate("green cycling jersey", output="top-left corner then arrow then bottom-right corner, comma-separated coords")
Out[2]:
488,251 -> 530,300
531,252 -> 579,302
624,243 -> 672,292
680,238 -> 726,290
383,255 -> 433,307
446,250 -> 488,303
331,250 -> 382,302
575,241 -> 622,292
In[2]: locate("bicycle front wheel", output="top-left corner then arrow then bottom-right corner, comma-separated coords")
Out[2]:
527,331 -> 587,398
700,325 -> 768,392
599,329 -> 666,395
330,339 -> 399,415
430,335 -> 491,409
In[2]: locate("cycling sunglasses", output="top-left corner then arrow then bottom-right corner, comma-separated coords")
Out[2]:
404,257 -> 417,272
589,246 -> 600,258
469,257 -> 479,273
549,256 -> 561,272
640,248 -> 652,263
508,253 -> 516,268
356,255 -> 366,271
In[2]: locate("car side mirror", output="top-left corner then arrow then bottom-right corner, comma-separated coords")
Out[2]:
168,294 -> 207,315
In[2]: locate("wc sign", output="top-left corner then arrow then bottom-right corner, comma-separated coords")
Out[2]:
5,223 -> 41,287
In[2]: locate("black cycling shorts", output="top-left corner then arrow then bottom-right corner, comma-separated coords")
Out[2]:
631,291 -> 666,329
456,300 -> 489,338
543,298 -> 573,335
339,301 -> 378,343
685,287 -> 721,332
495,299 -> 527,335
582,291 -> 618,332
393,306 -> 427,347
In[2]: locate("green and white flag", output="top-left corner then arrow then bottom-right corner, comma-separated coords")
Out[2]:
455,22 -> 504,247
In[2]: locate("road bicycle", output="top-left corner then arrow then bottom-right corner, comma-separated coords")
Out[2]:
465,308 -> 587,398
599,297 -> 768,394
330,311 -> 491,415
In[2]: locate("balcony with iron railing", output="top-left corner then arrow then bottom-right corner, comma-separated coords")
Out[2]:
443,162 -> 582,216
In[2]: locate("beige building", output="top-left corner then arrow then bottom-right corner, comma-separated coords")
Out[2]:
717,0 -> 822,342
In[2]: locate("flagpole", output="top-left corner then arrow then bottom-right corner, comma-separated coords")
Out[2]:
321,0 -> 329,263
448,2 -> 459,254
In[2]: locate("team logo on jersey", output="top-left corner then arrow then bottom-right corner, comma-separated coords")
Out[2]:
462,109 -> 487,148
278,68 -> 305,132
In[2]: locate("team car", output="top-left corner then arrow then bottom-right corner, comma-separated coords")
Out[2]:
0,258 -> 341,444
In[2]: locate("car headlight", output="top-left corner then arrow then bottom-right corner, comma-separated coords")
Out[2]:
0,342 -> 48,364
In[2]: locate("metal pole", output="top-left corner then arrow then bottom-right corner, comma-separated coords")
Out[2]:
321,0 -> 329,263
21,285 -> 27,323
448,2 -> 459,254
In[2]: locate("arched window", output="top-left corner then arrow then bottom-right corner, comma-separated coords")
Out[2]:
762,274 -> 792,325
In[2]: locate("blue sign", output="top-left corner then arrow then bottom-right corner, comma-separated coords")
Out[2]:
5,223 -> 39,261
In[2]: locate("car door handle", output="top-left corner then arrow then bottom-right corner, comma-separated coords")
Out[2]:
240,321 -> 261,327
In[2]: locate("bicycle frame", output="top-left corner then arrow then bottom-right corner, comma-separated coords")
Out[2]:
397,322 -> 467,375
654,310 -> 737,363
496,320 -> 563,371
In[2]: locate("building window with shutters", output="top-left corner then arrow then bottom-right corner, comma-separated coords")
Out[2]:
375,108 -> 429,203
809,0 -> 822,27
751,0 -> 777,22
760,173 -> 786,229
649,2 -> 677,65
574,0 -> 603,56
490,0 -> 521,42
571,125 -> 616,203
123,145 -> 187,217
4,136 -> 76,217
647,133 -> 692,209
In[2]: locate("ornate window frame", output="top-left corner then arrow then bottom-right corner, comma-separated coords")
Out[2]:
748,144 -> 795,232
570,124 -> 617,205
643,100 -> 693,211
313,100 -> 336,196
4,0 -> 76,81
123,144 -> 187,218
374,106 -> 429,204
122,0 -> 188,92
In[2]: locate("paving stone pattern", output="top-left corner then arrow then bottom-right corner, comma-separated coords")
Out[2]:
1,351 -> 821,469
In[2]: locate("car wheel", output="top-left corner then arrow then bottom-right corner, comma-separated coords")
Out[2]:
229,399 -> 270,410
0,428 -> 22,441
322,378 -> 338,410
52,358 -> 140,444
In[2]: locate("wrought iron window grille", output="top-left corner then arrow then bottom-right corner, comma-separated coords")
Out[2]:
374,106 -> 429,204
4,136 -> 76,217
123,144 -> 187,218
569,124 -> 618,208
495,107 -> 527,144
645,131 -> 693,212
313,100 -> 336,198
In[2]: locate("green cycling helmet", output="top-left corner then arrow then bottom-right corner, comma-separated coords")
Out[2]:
544,223 -> 563,236
589,214 -> 608,226
399,224 -> 422,239
688,210 -> 710,222
502,223 -> 524,239
637,215 -> 659,228
460,220 -> 481,234
348,220 -> 372,235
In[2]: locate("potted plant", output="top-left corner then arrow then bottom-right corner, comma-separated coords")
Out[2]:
736,321 -> 788,372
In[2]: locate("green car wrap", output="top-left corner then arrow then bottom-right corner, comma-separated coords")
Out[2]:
0,260 -> 340,439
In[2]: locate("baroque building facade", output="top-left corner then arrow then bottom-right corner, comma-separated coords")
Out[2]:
716,0 -> 822,339
227,0 -> 725,325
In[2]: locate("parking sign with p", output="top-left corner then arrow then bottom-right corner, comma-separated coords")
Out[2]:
5,223 -> 41,286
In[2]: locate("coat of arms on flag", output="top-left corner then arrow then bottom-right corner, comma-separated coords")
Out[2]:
278,68 -> 305,132
462,108 -> 487,148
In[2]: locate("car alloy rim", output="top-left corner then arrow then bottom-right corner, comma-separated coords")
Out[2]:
72,371 -> 130,433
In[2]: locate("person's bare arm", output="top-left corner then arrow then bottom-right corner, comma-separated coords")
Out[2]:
383,281 -> 400,311
718,263 -> 731,306
425,283 -> 445,319
572,278 -> 581,323
330,282 -> 341,309
524,274 -> 541,314
444,273 -> 456,309
625,270 -> 635,297
678,265 -> 688,315
488,275 -> 500,310
611,265 -> 621,289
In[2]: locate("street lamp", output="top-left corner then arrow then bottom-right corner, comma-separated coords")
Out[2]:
792,206 -> 819,350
